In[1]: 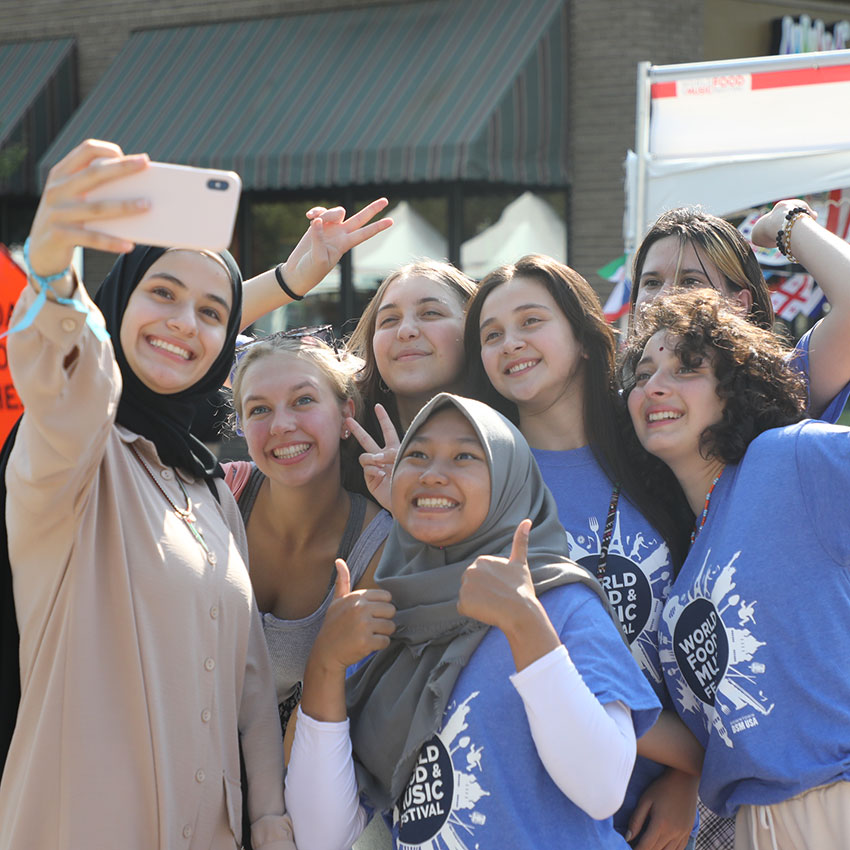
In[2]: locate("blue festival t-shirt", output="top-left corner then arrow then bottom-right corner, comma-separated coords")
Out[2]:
532,446 -> 684,836
659,421 -> 850,818
391,583 -> 660,850
793,324 -> 850,423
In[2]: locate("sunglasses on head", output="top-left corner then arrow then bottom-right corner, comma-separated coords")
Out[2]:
234,324 -> 341,357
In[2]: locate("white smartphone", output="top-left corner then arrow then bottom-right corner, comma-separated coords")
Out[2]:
84,161 -> 242,252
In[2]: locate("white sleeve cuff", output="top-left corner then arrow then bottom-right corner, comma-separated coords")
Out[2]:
285,706 -> 367,850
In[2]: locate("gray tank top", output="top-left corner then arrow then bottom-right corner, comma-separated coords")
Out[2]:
236,465 -> 392,703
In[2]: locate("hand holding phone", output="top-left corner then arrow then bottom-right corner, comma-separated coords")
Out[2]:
84,161 -> 242,252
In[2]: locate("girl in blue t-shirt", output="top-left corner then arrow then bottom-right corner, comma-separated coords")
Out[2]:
462,254 -> 703,849
284,393 -> 661,850
622,289 -> 850,850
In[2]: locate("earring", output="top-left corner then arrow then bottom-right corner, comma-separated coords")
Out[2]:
379,378 -> 390,394
342,429 -> 350,439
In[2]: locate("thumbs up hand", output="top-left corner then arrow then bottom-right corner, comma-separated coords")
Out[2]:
457,519 -> 534,630
310,558 -> 397,674
457,520 -> 561,671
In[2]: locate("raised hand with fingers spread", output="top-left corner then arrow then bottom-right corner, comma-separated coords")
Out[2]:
284,198 -> 392,297
240,197 -> 393,329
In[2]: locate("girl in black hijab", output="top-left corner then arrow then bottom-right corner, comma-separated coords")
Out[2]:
0,140 -> 295,850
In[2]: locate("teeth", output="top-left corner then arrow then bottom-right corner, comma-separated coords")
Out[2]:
150,338 -> 191,359
648,411 -> 682,422
415,497 -> 457,508
508,361 -> 536,374
273,443 -> 310,459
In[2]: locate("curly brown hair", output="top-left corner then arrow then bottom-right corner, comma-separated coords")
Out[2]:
621,290 -> 807,464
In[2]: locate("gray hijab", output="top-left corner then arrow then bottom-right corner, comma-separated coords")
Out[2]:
345,394 -> 619,811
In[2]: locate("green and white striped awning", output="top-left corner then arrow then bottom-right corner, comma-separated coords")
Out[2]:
1,38 -> 76,193
40,0 -> 567,190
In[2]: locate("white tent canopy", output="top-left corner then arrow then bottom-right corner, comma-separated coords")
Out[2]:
460,191 -> 566,279
352,200 -> 448,284
626,49 -> 850,249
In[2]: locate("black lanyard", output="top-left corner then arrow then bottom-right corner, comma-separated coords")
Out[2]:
595,483 -> 621,579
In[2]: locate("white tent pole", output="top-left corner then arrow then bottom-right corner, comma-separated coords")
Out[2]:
619,61 -> 653,335
646,47 -> 850,81
631,60 -> 652,258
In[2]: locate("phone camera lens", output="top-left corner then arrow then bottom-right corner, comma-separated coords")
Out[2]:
207,179 -> 228,191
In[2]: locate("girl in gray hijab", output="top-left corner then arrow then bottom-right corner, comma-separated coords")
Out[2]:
285,394 -> 660,850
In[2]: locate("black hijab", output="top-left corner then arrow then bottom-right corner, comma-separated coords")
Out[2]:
93,245 -> 243,478
0,245 -> 243,772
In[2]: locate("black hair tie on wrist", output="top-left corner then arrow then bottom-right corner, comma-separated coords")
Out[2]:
274,263 -> 304,301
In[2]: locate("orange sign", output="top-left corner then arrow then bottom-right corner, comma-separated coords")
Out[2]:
0,246 -> 26,442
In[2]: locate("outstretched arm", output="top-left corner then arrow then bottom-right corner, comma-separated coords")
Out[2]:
751,199 -> 850,416
241,199 -> 392,330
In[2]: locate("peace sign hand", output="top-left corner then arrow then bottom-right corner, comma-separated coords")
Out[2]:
281,198 -> 393,298
346,404 -> 401,511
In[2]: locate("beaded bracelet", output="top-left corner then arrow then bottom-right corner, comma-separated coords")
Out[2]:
274,263 -> 304,301
775,206 -> 811,264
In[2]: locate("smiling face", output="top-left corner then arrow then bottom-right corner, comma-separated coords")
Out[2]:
119,250 -> 232,394
371,274 -> 467,401
392,406 -> 491,548
634,236 -> 752,316
238,351 -> 353,487
627,330 -> 725,469
477,276 -> 585,410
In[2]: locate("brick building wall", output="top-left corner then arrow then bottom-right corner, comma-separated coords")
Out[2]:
567,0 -> 704,295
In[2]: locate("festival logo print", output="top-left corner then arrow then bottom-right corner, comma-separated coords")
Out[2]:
570,511 -> 671,682
660,550 -> 773,748
396,692 -> 490,850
